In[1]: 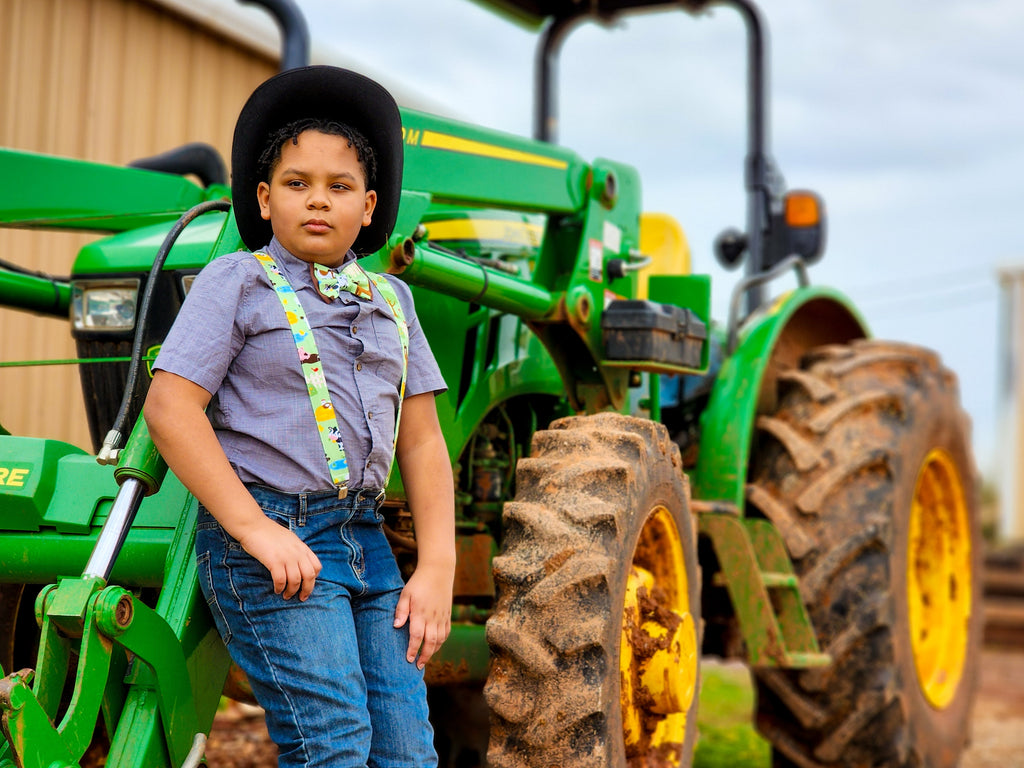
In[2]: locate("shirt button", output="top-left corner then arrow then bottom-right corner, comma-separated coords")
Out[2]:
356,362 -> 362,371
367,411 -> 373,419
352,325 -> 358,334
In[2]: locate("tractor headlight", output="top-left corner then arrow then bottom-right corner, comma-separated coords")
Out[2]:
70,279 -> 139,331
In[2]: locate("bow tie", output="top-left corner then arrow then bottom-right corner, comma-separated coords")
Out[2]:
311,261 -> 373,301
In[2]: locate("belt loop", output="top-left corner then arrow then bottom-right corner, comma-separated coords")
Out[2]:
350,488 -> 386,509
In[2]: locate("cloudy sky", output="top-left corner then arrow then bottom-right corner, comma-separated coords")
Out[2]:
290,0 -> 1024,482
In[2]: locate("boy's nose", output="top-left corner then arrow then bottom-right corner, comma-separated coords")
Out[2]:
307,193 -> 329,209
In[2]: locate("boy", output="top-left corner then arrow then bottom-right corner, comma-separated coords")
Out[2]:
144,66 -> 454,767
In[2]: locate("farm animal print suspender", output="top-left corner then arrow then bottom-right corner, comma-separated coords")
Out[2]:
253,250 -> 409,498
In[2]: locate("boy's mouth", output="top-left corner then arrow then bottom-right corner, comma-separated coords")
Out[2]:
303,219 -> 331,233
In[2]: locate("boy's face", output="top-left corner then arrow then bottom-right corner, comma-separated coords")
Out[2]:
257,129 -> 377,267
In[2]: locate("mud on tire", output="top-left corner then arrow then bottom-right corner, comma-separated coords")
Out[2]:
484,413 -> 700,768
748,340 -> 983,768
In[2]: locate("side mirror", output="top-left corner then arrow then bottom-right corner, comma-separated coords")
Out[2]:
714,227 -> 748,270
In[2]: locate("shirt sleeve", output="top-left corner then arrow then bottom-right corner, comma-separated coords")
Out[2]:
152,253 -> 252,396
385,275 -> 447,398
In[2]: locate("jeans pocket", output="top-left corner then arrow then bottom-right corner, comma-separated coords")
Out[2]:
197,550 -> 233,646
196,503 -> 219,531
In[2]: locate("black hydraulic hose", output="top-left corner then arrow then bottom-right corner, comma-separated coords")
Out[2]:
0,257 -> 69,283
98,199 -> 232,463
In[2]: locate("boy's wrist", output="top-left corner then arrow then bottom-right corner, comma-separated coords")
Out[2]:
217,502 -> 274,544
414,552 -> 457,573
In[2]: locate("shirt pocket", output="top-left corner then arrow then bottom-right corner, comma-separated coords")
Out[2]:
367,309 -> 404,386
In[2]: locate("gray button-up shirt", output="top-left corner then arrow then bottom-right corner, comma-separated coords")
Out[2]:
154,237 -> 447,493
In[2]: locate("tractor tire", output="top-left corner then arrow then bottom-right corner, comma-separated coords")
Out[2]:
0,584 -> 39,676
485,412 -> 700,768
747,340 -> 982,768
0,584 -> 23,675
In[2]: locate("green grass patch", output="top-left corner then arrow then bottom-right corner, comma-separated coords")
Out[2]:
693,661 -> 770,768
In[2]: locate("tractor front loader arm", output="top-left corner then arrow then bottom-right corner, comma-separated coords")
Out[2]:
0,148 -> 228,320
0,149 -> 220,235
0,419 -> 230,768
379,109 -> 712,414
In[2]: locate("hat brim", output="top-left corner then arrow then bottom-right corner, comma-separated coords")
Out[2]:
231,66 -> 403,255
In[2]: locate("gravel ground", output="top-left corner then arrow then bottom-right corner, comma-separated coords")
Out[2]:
202,648 -> 1024,767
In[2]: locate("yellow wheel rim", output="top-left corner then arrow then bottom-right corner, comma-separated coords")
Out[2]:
620,506 -> 697,761
907,448 -> 972,709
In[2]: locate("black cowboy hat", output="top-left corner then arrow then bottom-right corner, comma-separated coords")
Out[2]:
231,65 -> 403,255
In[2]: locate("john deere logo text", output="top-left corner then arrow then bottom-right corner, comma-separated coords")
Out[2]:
0,466 -> 30,487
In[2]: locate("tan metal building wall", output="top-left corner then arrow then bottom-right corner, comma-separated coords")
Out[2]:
0,0 -> 276,451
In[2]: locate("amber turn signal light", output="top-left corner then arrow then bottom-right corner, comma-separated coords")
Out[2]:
784,191 -> 822,228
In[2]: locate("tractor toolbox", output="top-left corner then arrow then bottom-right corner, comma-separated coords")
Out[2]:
601,299 -> 707,368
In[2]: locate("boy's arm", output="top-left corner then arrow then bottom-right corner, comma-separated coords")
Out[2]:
144,370 -> 322,600
393,391 -> 456,670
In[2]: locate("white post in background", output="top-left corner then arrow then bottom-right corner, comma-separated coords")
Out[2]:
997,267 -> 1024,543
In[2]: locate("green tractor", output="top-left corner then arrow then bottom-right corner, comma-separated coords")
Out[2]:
0,0 -> 983,766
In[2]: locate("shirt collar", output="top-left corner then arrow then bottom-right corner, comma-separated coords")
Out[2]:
264,237 -> 358,286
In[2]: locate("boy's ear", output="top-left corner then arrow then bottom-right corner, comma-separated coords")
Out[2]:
257,181 -> 271,221
362,189 -> 377,228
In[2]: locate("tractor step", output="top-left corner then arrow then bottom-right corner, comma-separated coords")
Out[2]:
698,511 -> 829,669
761,571 -> 799,589
782,651 -> 831,668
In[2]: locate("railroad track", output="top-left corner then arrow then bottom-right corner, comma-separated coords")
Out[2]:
984,545 -> 1024,648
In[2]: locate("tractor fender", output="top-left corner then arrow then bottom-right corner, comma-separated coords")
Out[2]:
691,286 -> 867,510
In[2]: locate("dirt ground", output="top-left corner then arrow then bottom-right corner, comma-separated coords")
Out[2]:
205,701 -> 278,767
960,647 -> 1024,768
201,647 -> 1024,768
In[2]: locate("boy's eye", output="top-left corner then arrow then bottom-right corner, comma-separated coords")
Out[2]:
287,179 -> 306,188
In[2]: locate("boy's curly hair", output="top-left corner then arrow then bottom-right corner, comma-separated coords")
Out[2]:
257,117 -> 377,189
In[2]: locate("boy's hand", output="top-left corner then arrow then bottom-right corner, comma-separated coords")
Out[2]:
146,372 -> 322,602
392,393 -> 455,670
394,562 -> 454,669
238,520 -> 323,601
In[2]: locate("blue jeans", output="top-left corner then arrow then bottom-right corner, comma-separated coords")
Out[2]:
195,485 -> 437,768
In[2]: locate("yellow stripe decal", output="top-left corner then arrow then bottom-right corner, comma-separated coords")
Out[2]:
426,219 -> 544,247
420,130 -> 568,170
